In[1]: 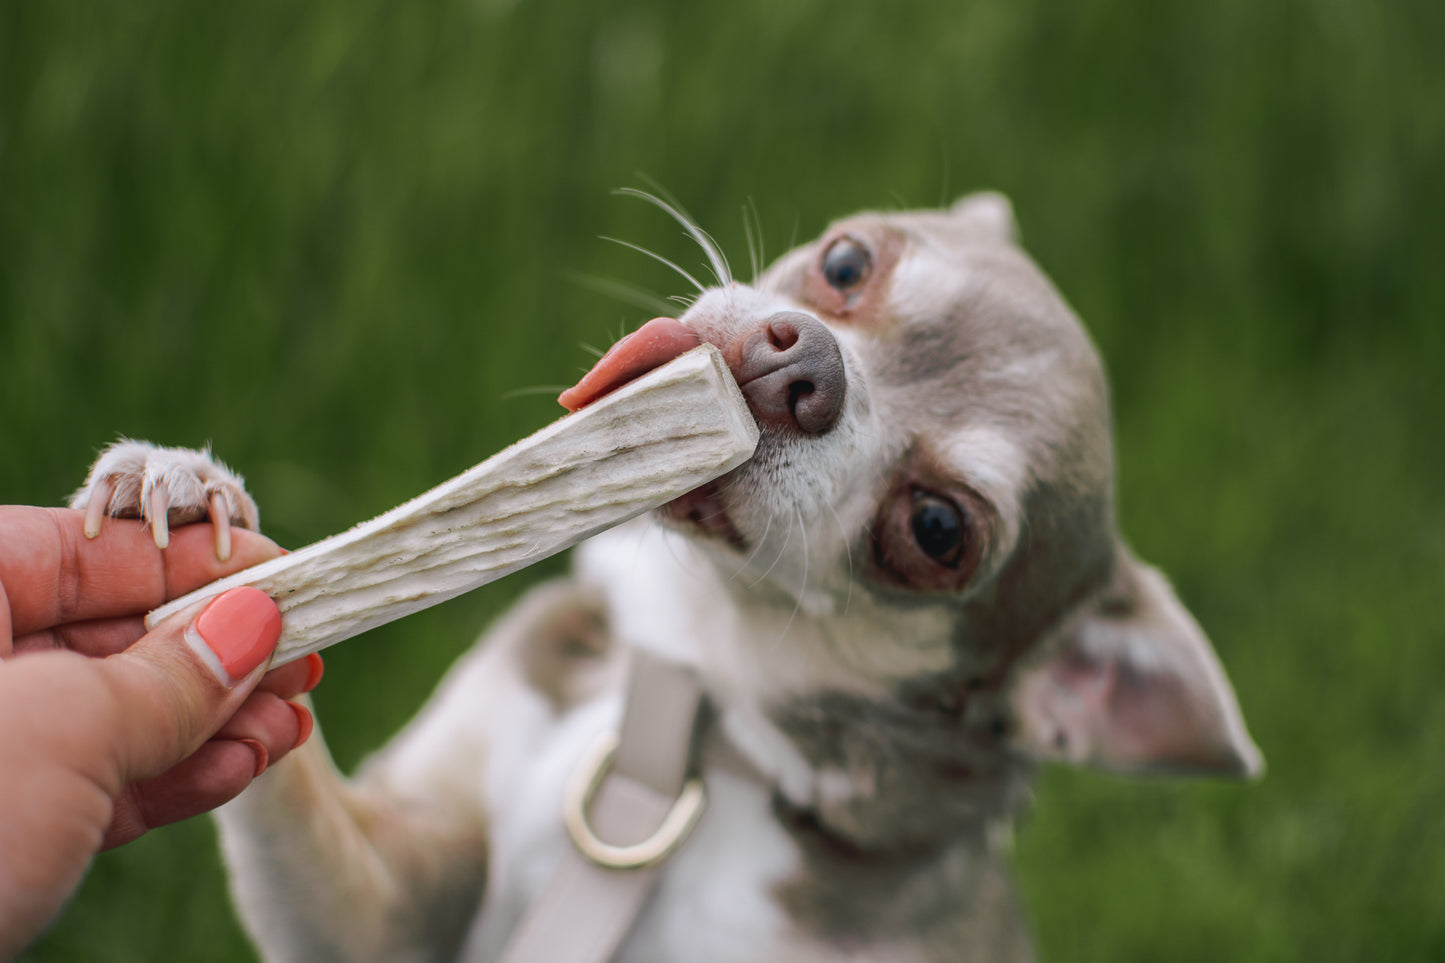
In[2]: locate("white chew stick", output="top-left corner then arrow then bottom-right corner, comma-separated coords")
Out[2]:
146,345 -> 757,667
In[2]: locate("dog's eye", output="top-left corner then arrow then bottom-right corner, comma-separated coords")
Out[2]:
910,492 -> 966,566
871,482 -> 989,592
822,237 -> 871,292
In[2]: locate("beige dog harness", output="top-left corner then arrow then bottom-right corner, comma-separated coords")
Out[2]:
499,652 -> 708,963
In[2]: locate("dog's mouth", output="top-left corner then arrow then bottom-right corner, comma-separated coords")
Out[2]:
559,317 -> 747,548
656,479 -> 746,549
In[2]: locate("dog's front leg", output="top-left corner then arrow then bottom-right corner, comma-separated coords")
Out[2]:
215,710 -> 489,963
214,572 -> 618,962
68,441 -> 488,961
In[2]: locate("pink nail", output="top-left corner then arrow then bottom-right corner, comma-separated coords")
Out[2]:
236,738 -> 269,777
187,587 -> 282,685
301,653 -> 325,693
288,702 -> 314,750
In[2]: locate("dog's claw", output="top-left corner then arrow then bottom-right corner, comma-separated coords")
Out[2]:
83,477 -> 114,539
148,481 -> 171,549
210,491 -> 233,561
72,442 -> 259,555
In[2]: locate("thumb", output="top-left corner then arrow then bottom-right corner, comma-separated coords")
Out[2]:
95,586 -> 282,784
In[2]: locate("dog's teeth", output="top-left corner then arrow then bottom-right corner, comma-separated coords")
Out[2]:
148,481 -> 171,549
210,492 -> 233,561
82,477 -> 114,538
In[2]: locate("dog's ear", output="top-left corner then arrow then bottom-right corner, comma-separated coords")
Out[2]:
950,191 -> 1019,244
1010,548 -> 1264,778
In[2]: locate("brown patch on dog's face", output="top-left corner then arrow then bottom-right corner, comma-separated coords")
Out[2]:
866,444 -> 997,595
775,226 -> 906,331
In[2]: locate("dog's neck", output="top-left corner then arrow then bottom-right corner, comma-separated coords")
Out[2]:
762,677 -> 1032,854
580,520 -> 1031,857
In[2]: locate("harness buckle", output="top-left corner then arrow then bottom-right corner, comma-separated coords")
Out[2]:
563,732 -> 707,871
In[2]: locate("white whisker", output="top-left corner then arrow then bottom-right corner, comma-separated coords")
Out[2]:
566,271 -> 677,315
742,203 -> 761,282
729,511 -> 775,582
826,500 -> 854,617
601,235 -> 706,293
685,226 -> 733,289
748,197 -> 767,280
642,522 -> 710,586
629,175 -> 691,214
751,510 -> 793,588
499,384 -> 571,401
616,187 -> 733,288
937,135 -> 953,208
771,508 -> 809,649
659,524 -> 697,575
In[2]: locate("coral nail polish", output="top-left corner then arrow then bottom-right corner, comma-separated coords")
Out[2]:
236,738 -> 269,777
186,586 -> 282,685
301,653 -> 326,693
288,702 -> 314,750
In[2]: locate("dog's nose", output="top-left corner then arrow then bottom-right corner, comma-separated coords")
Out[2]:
731,313 -> 846,435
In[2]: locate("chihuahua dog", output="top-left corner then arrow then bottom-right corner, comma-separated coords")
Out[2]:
73,192 -> 1261,962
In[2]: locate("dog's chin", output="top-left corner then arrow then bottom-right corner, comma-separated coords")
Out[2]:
657,481 -> 748,551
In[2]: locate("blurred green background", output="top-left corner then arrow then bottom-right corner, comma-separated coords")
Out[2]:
3,0 -> 1441,959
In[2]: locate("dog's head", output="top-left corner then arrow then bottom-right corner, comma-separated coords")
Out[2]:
580,192 -> 1260,838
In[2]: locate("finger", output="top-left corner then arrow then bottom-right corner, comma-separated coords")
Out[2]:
13,629 -> 325,694
92,587 -> 283,785
12,615 -> 147,657
103,739 -> 260,849
256,652 -> 325,700
213,689 -> 306,755
103,694 -> 314,849
0,506 -> 282,635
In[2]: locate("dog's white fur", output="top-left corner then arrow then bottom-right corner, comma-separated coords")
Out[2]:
75,193 -> 1261,962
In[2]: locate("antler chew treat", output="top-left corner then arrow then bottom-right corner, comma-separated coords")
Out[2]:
146,344 -> 757,667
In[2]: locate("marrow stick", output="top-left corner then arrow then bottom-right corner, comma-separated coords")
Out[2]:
146,345 -> 757,666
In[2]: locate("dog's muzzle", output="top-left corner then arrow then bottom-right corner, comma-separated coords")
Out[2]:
728,312 -> 846,435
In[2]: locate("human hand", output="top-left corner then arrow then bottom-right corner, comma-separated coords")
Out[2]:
0,507 -> 323,958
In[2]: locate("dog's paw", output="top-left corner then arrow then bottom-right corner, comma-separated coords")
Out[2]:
70,439 -> 260,560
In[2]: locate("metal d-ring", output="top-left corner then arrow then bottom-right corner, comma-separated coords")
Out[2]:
563,731 -> 707,871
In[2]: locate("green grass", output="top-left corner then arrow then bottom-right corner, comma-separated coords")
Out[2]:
3,0 -> 1442,959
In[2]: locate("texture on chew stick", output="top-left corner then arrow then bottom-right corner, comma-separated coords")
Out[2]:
147,344 -> 757,666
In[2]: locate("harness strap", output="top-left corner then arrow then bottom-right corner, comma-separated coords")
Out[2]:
498,652 -> 706,963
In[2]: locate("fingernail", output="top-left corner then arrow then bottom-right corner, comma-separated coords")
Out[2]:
237,738 -> 269,777
301,653 -> 325,693
288,702 -> 314,750
185,586 -> 282,686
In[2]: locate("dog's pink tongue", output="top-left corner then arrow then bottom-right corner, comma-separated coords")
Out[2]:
558,317 -> 702,411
